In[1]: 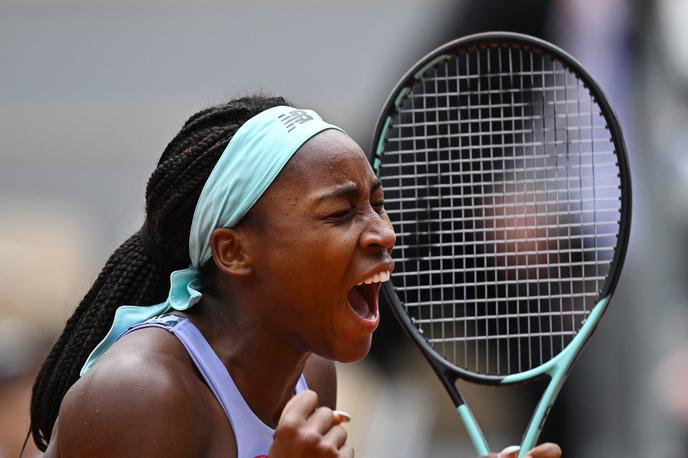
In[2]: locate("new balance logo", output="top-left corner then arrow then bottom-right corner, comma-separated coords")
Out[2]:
278,110 -> 313,132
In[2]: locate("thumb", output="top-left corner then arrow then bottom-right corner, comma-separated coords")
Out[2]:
480,445 -> 520,458
498,445 -> 521,458
278,389 -> 319,424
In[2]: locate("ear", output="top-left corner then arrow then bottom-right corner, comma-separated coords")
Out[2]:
208,228 -> 253,276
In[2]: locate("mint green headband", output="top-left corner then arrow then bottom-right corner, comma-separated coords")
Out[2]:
81,106 -> 345,376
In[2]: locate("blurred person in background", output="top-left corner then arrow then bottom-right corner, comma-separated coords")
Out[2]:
0,320 -> 42,458
644,0 -> 688,453
0,210 -> 92,458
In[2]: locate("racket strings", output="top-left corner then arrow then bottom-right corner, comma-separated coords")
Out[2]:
380,44 -> 621,376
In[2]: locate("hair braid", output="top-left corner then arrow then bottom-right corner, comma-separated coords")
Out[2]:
30,95 -> 289,451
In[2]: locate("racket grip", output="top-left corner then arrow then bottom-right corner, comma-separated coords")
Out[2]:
457,404 -> 490,456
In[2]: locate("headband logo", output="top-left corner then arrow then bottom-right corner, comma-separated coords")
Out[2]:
278,110 -> 313,132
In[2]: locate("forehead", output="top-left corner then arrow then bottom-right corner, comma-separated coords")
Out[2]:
278,130 -> 374,189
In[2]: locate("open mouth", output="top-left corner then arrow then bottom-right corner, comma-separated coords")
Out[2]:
346,270 -> 391,322
347,283 -> 380,321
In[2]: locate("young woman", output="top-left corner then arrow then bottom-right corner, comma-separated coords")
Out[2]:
29,96 -> 561,458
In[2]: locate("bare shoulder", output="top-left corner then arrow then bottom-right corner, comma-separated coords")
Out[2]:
303,354 -> 337,409
53,328 -> 217,457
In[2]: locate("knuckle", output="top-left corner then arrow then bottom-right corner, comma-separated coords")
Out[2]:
274,419 -> 299,438
301,430 -> 321,447
303,389 -> 319,404
315,442 -> 338,457
548,443 -> 562,456
315,406 -> 333,416
331,425 -> 348,440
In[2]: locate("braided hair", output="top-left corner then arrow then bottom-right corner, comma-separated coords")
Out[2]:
30,95 -> 289,451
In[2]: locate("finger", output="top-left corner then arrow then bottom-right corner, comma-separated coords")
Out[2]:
279,390 -> 319,423
524,442 -> 562,458
305,406 -> 336,434
332,410 -> 351,425
498,445 -> 521,458
321,424 -> 348,450
339,444 -> 355,458
479,445 -> 520,458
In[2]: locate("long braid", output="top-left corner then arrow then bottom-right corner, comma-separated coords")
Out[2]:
30,95 -> 289,451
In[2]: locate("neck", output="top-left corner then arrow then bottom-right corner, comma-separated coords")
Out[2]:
181,293 -> 310,427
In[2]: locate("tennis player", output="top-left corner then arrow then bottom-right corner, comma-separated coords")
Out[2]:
29,96 -> 561,457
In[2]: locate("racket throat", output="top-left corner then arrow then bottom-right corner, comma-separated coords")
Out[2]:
434,363 -> 491,455
457,404 -> 490,456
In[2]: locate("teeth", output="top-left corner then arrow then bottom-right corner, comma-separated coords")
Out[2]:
357,270 -> 391,286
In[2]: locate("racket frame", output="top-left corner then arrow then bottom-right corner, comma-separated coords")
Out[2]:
371,31 -> 632,457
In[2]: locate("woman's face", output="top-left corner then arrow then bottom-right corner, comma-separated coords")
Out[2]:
244,130 -> 396,362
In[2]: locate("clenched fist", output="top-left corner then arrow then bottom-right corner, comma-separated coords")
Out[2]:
269,390 -> 353,458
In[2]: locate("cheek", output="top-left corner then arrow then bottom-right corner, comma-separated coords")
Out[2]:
298,237 -> 351,293
266,228 -> 349,293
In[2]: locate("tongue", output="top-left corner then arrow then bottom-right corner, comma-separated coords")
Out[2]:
347,286 -> 370,318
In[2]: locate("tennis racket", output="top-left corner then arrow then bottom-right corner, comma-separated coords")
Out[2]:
370,32 -> 631,457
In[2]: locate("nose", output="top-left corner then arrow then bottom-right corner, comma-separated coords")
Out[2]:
360,209 -> 396,253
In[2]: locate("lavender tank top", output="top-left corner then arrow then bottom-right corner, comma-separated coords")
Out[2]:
122,315 -> 308,458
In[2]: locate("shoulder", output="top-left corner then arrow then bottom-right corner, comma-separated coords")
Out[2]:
54,328 -> 217,457
303,354 -> 337,409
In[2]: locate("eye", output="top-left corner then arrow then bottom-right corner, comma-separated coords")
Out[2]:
328,207 -> 353,219
372,200 -> 385,213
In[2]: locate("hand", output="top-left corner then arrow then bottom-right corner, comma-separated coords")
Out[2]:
269,390 -> 353,457
482,443 -> 561,458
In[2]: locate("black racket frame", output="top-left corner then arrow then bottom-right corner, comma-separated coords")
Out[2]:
370,31 -> 632,402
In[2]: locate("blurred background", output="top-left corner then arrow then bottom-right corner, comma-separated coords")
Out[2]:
2,0 -> 688,456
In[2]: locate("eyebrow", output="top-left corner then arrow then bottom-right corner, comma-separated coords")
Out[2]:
314,179 -> 382,203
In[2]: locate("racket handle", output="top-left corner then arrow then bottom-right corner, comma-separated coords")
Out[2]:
457,404 -> 490,456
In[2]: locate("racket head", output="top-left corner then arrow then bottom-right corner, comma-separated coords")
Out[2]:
372,31 -> 631,384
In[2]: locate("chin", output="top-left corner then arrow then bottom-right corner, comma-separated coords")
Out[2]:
331,334 -> 373,363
